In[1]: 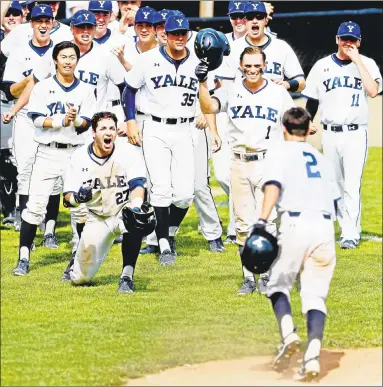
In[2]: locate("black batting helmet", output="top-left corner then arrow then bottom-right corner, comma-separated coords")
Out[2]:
241,226 -> 279,274
121,202 -> 157,237
194,28 -> 231,71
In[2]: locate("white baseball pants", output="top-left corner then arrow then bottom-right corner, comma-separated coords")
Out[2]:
266,211 -> 336,315
321,125 -> 368,241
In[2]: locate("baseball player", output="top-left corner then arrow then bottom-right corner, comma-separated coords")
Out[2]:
212,0 -> 249,244
108,0 -> 141,39
198,46 -> 295,294
303,21 -> 382,249
2,5 -> 63,244
1,1 -> 23,37
62,112 -> 150,294
153,9 -> 174,46
122,14 -> 201,265
217,1 -> 305,93
88,0 -> 114,45
257,107 -> 339,382
12,41 -> 96,276
1,1 -> 73,58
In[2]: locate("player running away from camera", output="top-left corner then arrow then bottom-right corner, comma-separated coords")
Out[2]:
257,107 -> 339,382
12,41 -> 95,277
303,21 -> 382,250
216,1 -> 305,94
2,5 -> 63,243
198,46 -> 296,295
62,112 -> 152,294
122,15 -> 203,266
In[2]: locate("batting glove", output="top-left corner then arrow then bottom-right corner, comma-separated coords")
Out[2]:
253,218 -> 267,229
76,186 -> 93,204
195,61 -> 209,83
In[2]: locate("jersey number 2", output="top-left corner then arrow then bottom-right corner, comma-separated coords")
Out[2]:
303,152 -> 321,178
116,189 -> 129,205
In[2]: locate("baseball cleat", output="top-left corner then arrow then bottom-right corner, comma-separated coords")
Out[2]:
62,256 -> 75,282
169,236 -> 177,256
209,237 -> 226,253
113,235 -> 123,244
236,278 -> 257,295
118,276 -> 134,294
159,249 -> 175,266
258,273 -> 270,295
272,331 -> 301,372
139,244 -> 159,255
340,239 -> 357,249
42,233 -> 59,249
2,211 -> 16,226
13,259 -> 30,276
223,235 -> 236,245
293,357 -> 320,382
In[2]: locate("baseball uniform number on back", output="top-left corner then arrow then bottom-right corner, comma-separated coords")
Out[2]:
303,152 -> 321,179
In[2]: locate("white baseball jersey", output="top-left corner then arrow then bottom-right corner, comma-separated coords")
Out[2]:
3,39 -> 54,114
213,79 -> 295,150
27,76 -> 96,145
1,22 -> 73,58
263,141 -> 340,217
33,42 -> 125,111
302,54 -> 382,125
125,46 -> 200,118
64,141 -> 147,217
216,35 -> 304,82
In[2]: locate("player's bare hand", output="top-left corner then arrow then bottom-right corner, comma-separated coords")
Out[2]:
211,133 -> 222,153
2,109 -> 15,124
112,44 -> 125,62
345,45 -> 361,63
309,121 -> 318,135
196,114 -> 208,130
120,5 -> 139,31
264,2 -> 274,20
66,103 -> 78,120
127,120 -> 142,146
117,121 -> 127,136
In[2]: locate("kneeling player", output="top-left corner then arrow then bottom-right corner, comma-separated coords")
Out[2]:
63,112 -> 155,293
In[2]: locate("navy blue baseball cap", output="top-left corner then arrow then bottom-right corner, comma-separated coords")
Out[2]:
88,1 -> 113,12
71,10 -> 97,26
153,9 -> 174,25
30,4 -> 54,20
337,21 -> 361,40
165,14 -> 189,32
135,6 -> 156,24
244,1 -> 267,15
227,1 -> 247,15
8,1 -> 23,12
172,10 -> 185,18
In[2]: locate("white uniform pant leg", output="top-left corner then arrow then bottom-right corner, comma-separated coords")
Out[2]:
71,213 -> 116,284
192,126 -> 222,241
213,113 -> 236,236
142,122 -> 173,207
266,213 -> 336,316
170,125 -> 195,209
22,145 -> 74,225
12,113 -> 38,196
341,127 -> 368,240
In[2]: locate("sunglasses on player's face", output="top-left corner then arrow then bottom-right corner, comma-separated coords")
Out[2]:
5,9 -> 22,17
245,12 -> 266,21
339,36 -> 359,43
229,13 -> 245,20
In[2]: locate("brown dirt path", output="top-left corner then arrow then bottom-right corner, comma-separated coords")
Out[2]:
127,348 -> 382,386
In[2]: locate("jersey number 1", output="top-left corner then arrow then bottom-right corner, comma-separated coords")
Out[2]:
303,152 -> 321,178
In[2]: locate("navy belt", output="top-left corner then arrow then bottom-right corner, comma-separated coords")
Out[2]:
323,124 -> 359,132
111,100 -> 121,107
151,115 -> 195,125
233,151 -> 267,162
137,111 -> 145,115
288,211 -> 331,220
43,142 -> 78,149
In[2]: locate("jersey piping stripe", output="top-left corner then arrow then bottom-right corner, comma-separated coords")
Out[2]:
244,34 -> 272,50
53,75 -> 80,92
80,42 -> 94,59
355,128 -> 368,228
140,121 -> 154,200
27,144 -> 40,196
286,73 -> 305,80
242,78 -> 268,95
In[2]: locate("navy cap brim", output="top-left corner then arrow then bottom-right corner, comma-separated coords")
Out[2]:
227,10 -> 245,15
337,33 -> 361,40
166,28 -> 189,33
89,8 -> 111,12
72,22 -> 97,26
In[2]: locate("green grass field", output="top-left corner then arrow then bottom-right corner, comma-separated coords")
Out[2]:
1,148 -> 382,386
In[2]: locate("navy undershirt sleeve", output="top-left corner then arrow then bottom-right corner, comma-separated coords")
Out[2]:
122,83 -> 138,121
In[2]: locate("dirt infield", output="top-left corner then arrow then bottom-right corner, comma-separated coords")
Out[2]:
296,95 -> 382,149
127,348 -> 382,386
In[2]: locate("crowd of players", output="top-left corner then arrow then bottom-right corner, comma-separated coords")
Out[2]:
1,0 -> 381,382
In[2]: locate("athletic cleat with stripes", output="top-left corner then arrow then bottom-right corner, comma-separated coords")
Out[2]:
293,357 -> 320,382
272,331 -> 301,372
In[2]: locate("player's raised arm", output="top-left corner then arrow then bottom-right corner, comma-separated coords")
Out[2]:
196,63 -> 220,114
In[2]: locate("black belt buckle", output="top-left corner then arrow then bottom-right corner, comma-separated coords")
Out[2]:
56,142 -> 68,149
348,124 -> 358,131
332,126 -> 343,132
180,118 -> 187,123
165,118 -> 177,124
